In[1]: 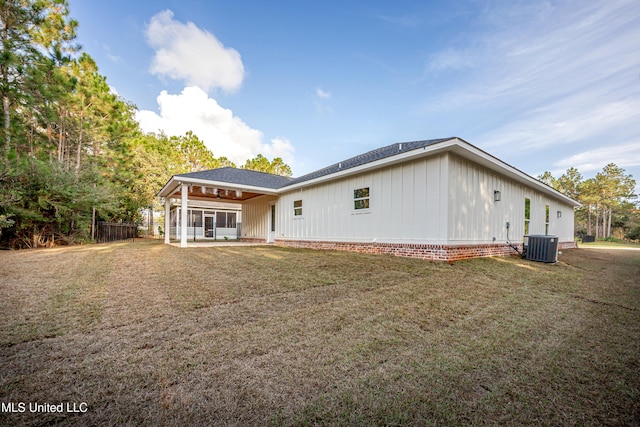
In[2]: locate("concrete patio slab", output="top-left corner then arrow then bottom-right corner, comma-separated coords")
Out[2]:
168,241 -> 269,248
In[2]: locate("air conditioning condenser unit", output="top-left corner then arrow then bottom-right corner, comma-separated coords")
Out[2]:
523,235 -> 558,263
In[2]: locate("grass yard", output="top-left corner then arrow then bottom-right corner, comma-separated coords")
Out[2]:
579,240 -> 640,249
0,240 -> 638,426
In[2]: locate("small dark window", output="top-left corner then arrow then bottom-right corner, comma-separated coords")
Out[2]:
271,205 -> 276,232
354,187 -> 370,210
294,200 -> 302,216
545,205 -> 550,235
524,198 -> 531,235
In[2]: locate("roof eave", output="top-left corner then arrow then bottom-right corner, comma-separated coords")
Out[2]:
158,176 -> 180,198
280,138 -> 460,191
279,137 -> 580,207
158,176 -> 280,198
158,137 -> 581,208
449,139 -> 581,207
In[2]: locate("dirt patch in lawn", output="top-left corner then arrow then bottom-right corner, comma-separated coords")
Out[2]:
1,240 -> 638,426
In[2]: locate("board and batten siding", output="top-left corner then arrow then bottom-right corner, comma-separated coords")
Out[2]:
241,195 -> 277,240
277,154 -> 449,243
447,155 -> 575,244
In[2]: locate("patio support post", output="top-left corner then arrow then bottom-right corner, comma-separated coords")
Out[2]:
180,183 -> 188,247
164,197 -> 170,244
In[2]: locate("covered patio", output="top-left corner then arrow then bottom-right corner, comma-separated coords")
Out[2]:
167,240 -> 270,248
166,201 -> 242,242
158,168 -> 288,248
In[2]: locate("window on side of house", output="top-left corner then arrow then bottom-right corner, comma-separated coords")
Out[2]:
545,204 -> 550,235
524,198 -> 531,235
354,187 -> 370,210
271,204 -> 276,232
294,200 -> 303,216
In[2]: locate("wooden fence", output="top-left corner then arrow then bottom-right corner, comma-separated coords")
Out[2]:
96,221 -> 137,243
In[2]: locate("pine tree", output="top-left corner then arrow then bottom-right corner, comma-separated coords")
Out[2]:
243,154 -> 292,176
0,0 -> 44,155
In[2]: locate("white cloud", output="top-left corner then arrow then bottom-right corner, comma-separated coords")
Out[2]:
316,88 -> 331,99
262,137 -> 295,164
135,86 -> 295,167
107,53 -> 123,63
146,10 -> 244,92
553,142 -> 640,174
314,87 -> 333,113
101,43 -> 123,64
416,1 -> 640,185
480,96 -> 640,152
425,48 -> 475,73
378,14 -> 419,28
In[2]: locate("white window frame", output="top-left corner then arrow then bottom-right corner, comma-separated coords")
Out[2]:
293,199 -> 303,217
353,187 -> 370,211
545,204 -> 550,235
524,197 -> 531,236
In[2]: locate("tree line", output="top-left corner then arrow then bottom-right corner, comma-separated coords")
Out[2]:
0,0 -> 291,248
3,2 -> 637,249
538,165 -> 639,240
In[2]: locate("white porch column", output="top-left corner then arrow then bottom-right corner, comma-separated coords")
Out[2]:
164,197 -> 170,244
180,183 -> 188,247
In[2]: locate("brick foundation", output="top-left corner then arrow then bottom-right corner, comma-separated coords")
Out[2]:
275,239 -> 534,262
558,241 -> 577,249
240,237 -> 268,243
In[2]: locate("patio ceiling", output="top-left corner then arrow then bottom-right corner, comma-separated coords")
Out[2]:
172,184 -> 264,202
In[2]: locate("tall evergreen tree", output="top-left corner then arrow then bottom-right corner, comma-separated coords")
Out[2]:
0,0 -> 43,155
243,154 -> 292,176
556,167 -> 582,201
0,1 -> 294,247
541,165 -> 637,239
596,164 -> 636,238
538,171 -> 558,188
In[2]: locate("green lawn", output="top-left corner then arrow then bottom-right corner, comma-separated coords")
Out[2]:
1,240 -> 638,426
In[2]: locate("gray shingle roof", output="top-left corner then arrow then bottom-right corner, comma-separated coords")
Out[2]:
162,137 -> 580,207
175,167 -> 293,189
175,138 -> 454,189
286,138 -> 452,186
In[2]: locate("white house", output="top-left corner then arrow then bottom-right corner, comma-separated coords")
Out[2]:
158,137 -> 580,261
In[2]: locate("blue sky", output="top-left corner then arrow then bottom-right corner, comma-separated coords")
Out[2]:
68,0 -> 640,191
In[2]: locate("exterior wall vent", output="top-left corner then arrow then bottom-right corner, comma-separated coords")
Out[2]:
523,235 -> 558,263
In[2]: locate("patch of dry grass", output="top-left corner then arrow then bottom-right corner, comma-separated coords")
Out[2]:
0,241 -> 638,426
